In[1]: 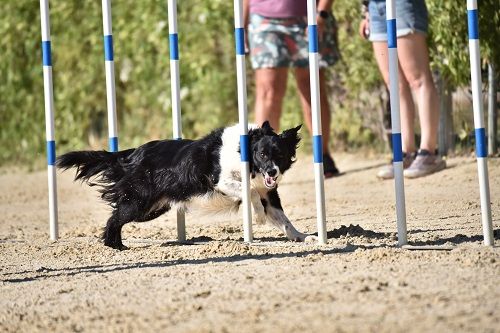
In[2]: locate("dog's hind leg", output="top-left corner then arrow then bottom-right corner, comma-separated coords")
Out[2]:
103,204 -> 170,250
134,205 -> 170,222
103,210 -> 130,250
103,199 -> 145,250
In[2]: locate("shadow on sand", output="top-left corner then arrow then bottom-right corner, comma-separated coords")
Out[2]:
2,226 -> 497,284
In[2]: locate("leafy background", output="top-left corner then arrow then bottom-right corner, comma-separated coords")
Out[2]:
0,0 -> 498,167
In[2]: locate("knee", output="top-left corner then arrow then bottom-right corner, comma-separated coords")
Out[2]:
407,77 -> 424,90
406,74 -> 433,91
256,84 -> 285,104
398,81 -> 411,95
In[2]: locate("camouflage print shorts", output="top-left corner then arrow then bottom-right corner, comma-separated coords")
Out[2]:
248,13 -> 340,69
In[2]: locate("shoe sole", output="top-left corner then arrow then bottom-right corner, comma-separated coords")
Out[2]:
404,161 -> 446,179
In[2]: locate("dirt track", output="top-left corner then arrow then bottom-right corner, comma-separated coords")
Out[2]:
1,154 -> 499,332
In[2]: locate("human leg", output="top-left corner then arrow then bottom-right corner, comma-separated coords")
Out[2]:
254,68 -> 288,130
395,33 -> 445,178
396,33 -> 439,152
293,68 -> 331,153
372,41 -> 417,153
368,0 -> 443,178
294,67 -> 339,177
372,41 -> 418,179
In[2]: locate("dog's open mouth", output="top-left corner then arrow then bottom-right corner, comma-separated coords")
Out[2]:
264,174 -> 278,189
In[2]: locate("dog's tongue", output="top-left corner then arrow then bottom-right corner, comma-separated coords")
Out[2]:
265,175 -> 276,188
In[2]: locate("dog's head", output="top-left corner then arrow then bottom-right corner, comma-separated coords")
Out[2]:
248,121 -> 301,189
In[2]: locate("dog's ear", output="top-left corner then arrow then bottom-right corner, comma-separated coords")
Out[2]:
280,124 -> 302,149
247,127 -> 265,178
261,120 -> 275,134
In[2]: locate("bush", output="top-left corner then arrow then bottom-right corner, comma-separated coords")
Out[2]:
1,0 -> 498,165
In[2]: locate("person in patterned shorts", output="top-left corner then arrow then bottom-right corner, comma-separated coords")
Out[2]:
244,0 -> 341,177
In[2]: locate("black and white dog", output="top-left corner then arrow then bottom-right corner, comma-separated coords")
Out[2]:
57,121 -> 316,249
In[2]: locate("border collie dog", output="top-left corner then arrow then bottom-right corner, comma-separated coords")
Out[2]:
57,121 -> 317,249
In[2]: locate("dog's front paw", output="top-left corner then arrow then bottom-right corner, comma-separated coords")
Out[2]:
253,212 -> 266,225
303,234 -> 318,243
291,233 -> 318,243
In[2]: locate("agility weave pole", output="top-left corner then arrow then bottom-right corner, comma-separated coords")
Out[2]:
101,0 -> 119,152
306,0 -> 327,245
385,0 -> 408,246
40,0 -> 58,241
467,0 -> 493,246
167,0 -> 186,242
233,0 -> 253,242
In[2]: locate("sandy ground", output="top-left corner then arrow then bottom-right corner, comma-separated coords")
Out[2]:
0,154 -> 499,333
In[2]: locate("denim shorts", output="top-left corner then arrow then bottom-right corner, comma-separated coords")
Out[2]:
368,0 -> 428,42
248,13 -> 340,69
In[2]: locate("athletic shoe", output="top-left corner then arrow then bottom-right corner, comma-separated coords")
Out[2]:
404,149 -> 446,179
377,152 -> 416,180
323,153 -> 340,178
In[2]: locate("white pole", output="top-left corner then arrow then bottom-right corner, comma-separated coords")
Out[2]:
487,63 -> 497,155
386,0 -> 407,246
307,0 -> 327,245
102,0 -> 119,152
467,0 -> 493,246
40,0 -> 58,241
167,0 -> 186,242
234,0 -> 253,242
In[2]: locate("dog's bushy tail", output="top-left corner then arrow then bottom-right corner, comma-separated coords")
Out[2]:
57,149 -> 134,184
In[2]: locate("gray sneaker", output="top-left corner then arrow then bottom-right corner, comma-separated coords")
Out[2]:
404,150 -> 446,178
377,152 -> 416,180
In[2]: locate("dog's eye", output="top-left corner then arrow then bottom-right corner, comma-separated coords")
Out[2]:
259,152 -> 266,158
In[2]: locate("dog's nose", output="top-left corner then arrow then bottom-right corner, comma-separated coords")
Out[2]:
267,169 -> 277,177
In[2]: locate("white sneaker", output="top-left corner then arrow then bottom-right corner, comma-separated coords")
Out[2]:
404,150 -> 446,178
377,152 -> 416,180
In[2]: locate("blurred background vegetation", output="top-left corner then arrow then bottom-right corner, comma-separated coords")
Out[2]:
0,0 -> 498,167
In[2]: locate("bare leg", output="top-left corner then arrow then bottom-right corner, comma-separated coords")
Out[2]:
254,68 -> 289,130
397,34 -> 439,152
294,67 -> 332,155
372,41 -> 417,153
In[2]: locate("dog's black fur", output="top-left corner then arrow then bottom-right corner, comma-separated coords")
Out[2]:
57,121 -> 314,250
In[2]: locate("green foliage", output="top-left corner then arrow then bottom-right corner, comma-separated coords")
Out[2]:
0,0 -> 239,165
327,0 -> 384,150
427,0 -> 500,87
0,0 -> 498,165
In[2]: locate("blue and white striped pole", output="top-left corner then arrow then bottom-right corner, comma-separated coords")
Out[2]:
386,0 -> 407,246
102,0 -> 119,152
307,0 -> 327,245
234,0 -> 253,242
167,0 -> 186,242
40,0 -> 58,241
467,0 -> 493,246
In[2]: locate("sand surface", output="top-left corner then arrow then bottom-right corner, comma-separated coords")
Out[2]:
0,154 -> 499,333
